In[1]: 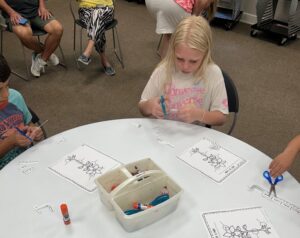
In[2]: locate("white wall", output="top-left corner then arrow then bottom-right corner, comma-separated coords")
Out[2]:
240,0 -> 291,25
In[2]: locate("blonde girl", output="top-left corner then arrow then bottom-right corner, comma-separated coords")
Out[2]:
139,15 -> 228,126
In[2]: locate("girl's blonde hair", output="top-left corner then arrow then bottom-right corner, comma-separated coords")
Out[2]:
161,15 -> 213,85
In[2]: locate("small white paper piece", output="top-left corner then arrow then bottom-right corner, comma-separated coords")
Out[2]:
49,145 -> 121,192
178,138 -> 246,183
203,207 -> 280,238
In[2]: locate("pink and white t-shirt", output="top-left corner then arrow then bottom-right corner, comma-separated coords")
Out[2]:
174,0 -> 194,13
140,62 -> 228,121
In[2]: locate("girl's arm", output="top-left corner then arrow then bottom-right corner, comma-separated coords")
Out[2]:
200,110 -> 227,126
269,135 -> 300,177
177,106 -> 227,126
192,0 -> 214,16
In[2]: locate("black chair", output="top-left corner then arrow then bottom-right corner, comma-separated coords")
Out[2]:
28,107 -> 48,139
206,70 -> 239,135
222,70 -> 239,135
69,0 -> 124,69
0,12 -> 66,81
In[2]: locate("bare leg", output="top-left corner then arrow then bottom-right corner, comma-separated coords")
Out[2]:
158,34 -> 171,59
41,20 -> 63,61
83,39 -> 95,57
12,25 -> 43,53
100,52 -> 111,68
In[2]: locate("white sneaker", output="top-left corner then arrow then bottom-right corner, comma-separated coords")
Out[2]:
47,53 -> 59,66
31,53 -> 46,77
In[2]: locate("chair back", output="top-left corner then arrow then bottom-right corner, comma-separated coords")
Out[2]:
28,107 -> 48,138
205,70 -> 239,135
222,70 -> 239,135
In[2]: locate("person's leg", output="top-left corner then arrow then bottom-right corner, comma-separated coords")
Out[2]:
77,7 -> 94,64
92,7 -> 114,71
158,33 -> 171,59
41,19 -> 63,61
12,25 -> 43,53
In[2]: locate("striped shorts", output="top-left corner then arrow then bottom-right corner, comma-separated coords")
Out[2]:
79,6 -> 114,53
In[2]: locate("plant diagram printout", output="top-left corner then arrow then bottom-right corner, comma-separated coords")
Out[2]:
49,144 -> 120,192
178,138 -> 246,183
202,207 -> 280,238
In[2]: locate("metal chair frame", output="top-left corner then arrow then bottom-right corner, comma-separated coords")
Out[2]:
69,0 -> 124,69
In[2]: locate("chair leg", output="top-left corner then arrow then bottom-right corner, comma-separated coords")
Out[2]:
20,41 -> 31,81
1,30 -> 31,81
112,26 -> 124,68
72,22 -> 81,70
58,44 -> 67,68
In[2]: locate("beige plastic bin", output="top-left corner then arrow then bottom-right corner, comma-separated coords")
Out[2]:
95,159 -> 183,232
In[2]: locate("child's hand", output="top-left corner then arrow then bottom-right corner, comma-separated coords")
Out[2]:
3,129 -> 32,147
150,97 -> 167,119
177,100 -> 203,123
269,151 -> 296,177
26,126 -> 43,141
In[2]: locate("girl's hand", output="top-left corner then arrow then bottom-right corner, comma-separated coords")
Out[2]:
177,105 -> 201,123
4,129 -> 32,147
269,151 -> 296,177
9,11 -> 22,25
149,97 -> 167,119
177,99 -> 203,123
26,126 -> 43,141
38,7 -> 52,20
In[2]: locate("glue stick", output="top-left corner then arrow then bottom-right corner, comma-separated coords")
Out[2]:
60,203 -> 71,225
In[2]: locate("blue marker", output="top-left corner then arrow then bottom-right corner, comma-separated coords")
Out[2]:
160,95 -> 167,118
14,126 -> 33,142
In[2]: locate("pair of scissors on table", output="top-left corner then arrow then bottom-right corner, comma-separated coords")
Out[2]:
263,170 -> 284,197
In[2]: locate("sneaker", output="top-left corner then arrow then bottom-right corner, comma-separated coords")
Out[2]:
77,54 -> 91,65
103,66 -> 116,76
31,53 -> 46,77
47,53 -> 59,66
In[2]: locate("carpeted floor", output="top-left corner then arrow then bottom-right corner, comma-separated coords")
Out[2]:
3,0 -> 300,181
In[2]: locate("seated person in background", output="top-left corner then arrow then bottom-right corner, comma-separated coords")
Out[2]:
77,0 -> 115,76
269,135 -> 300,177
145,0 -> 217,58
0,0 -> 63,77
0,54 -> 43,170
139,16 -> 228,126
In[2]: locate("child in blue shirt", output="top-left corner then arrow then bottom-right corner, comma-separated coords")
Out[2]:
0,54 -> 43,169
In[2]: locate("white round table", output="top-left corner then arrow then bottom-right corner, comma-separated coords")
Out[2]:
0,119 -> 299,237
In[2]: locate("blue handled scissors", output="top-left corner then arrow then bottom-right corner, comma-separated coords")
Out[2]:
263,170 -> 283,197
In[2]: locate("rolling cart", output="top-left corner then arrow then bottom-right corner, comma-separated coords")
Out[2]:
251,0 -> 300,45
213,0 -> 243,30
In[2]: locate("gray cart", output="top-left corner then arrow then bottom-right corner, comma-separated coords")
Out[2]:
251,0 -> 300,45
213,0 -> 243,30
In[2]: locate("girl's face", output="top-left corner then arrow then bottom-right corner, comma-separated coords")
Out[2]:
174,43 -> 204,74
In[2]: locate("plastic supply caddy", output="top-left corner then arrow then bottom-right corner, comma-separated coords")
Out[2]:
95,158 -> 183,232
